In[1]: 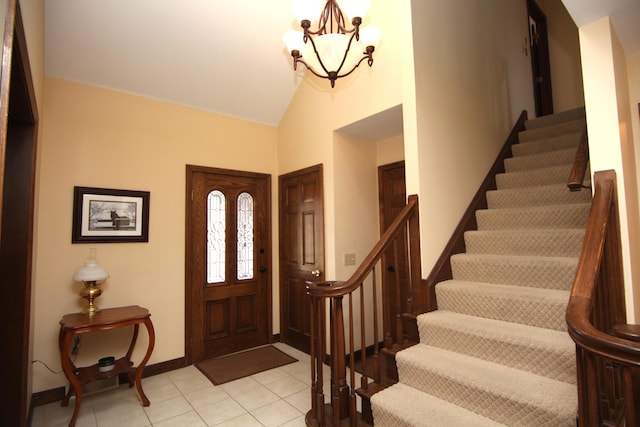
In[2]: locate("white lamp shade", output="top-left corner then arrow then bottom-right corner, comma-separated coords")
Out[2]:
283,30 -> 306,53
74,260 -> 109,282
359,26 -> 382,47
291,0 -> 324,24
337,0 -> 371,22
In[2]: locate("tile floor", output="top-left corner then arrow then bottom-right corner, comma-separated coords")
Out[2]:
30,343 -> 355,427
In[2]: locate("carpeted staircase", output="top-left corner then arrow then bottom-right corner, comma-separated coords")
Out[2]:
370,108 -> 591,426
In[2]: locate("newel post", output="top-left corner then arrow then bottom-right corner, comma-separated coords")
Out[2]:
330,295 -> 349,424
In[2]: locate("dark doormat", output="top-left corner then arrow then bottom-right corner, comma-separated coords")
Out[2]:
195,345 -> 298,385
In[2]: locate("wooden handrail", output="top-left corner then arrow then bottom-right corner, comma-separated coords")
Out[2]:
305,194 -> 422,426
567,127 -> 589,191
307,195 -> 421,299
566,169 -> 640,426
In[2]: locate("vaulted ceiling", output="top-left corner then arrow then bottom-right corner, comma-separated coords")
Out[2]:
45,1 -> 640,129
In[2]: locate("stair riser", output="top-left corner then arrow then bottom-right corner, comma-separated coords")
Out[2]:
512,132 -> 582,157
417,316 -> 576,384
476,204 -> 590,230
436,283 -> 569,331
497,165 -> 573,189
505,148 -> 576,172
464,229 -> 585,257
518,119 -> 585,142
450,254 -> 577,290
487,185 -> 592,209
524,107 -> 585,130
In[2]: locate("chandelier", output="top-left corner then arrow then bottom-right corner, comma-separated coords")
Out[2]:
283,0 -> 381,88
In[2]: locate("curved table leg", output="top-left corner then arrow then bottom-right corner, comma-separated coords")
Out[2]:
134,317 -> 156,406
59,329 -> 82,427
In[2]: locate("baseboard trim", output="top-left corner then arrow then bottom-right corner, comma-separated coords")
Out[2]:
30,356 -> 187,410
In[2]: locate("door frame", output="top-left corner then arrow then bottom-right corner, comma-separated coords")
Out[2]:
527,0 -> 554,117
184,165 -> 272,364
0,2 -> 39,425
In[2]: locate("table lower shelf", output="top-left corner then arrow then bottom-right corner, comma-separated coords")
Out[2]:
74,357 -> 134,385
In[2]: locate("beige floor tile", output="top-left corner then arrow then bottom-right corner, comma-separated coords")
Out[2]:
231,382 -> 281,411
214,413 -> 264,427
250,400 -> 302,427
195,396 -> 247,426
143,395 -> 192,424
151,411 -> 207,427
182,384 -> 231,410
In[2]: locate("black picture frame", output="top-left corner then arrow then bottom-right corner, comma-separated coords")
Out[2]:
72,186 -> 150,243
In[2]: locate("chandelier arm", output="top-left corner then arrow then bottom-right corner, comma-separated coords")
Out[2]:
333,53 -> 374,80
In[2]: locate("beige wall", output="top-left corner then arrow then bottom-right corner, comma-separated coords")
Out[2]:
278,0 -> 411,282
32,78 -> 278,392
409,0 -> 536,274
537,0 -> 584,112
579,17 -> 640,321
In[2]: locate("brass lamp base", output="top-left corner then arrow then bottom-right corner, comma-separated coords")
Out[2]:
79,280 -> 103,315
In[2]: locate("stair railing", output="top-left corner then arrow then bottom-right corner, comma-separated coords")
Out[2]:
566,169 -> 640,426
567,126 -> 589,191
305,194 -> 422,426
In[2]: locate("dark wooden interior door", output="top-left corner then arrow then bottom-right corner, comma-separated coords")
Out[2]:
528,0 -> 553,117
279,165 -> 324,354
378,161 -> 408,344
186,166 -> 271,361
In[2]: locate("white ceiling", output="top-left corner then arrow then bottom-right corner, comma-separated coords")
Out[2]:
562,0 -> 640,55
45,0 -> 302,127
45,1 -> 640,132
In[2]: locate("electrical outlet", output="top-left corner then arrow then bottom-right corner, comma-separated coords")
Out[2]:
344,253 -> 356,266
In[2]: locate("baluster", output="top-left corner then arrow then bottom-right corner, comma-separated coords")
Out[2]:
359,281 -> 368,391
331,296 -> 349,423
348,292 -> 357,427
371,265 -> 381,384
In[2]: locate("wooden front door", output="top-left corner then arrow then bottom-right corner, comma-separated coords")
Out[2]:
378,161 -> 408,344
186,166 -> 271,362
279,165 -> 324,353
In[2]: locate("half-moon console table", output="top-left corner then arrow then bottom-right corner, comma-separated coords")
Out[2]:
59,305 -> 155,427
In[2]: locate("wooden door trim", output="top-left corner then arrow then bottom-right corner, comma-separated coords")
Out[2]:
1,1 -> 39,425
184,165 -> 272,364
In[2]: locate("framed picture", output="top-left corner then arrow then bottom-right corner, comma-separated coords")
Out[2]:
72,186 -> 150,243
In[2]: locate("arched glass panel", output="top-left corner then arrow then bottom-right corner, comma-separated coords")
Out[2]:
237,192 -> 254,280
207,190 -> 226,283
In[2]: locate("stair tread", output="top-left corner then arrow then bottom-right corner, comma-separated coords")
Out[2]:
395,344 -> 577,425
371,382 -> 507,427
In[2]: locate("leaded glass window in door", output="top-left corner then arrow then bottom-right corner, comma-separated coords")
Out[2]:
207,190 -> 225,283
237,192 -> 254,280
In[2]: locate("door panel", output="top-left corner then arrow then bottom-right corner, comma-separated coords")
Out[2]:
186,166 -> 271,362
279,165 -> 324,353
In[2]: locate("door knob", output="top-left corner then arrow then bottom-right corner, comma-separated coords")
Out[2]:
311,269 -> 321,278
